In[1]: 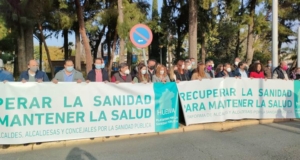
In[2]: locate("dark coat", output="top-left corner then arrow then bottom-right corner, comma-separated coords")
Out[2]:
87,69 -> 109,82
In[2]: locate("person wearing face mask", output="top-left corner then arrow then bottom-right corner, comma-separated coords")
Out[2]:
152,65 -> 170,83
216,63 -> 234,78
174,60 -> 190,82
52,59 -> 85,83
185,59 -> 193,78
233,57 -> 241,69
190,58 -> 196,69
272,61 -> 289,80
133,64 -> 150,83
264,60 -> 272,79
19,59 -> 49,82
0,59 -> 14,82
204,60 -> 215,78
147,59 -> 156,82
86,58 -> 109,82
111,63 -> 132,83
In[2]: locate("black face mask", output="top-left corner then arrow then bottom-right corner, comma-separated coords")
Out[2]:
149,66 -> 155,70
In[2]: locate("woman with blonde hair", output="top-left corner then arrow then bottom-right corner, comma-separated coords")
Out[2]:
169,65 -> 177,82
191,62 -> 207,80
133,64 -> 150,83
152,65 -> 170,82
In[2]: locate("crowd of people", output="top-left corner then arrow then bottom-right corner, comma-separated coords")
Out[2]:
0,57 -> 298,83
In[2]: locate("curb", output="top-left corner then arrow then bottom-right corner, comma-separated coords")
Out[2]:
0,119 -> 294,154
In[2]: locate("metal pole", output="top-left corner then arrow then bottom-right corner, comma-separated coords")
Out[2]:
160,48 -> 162,64
142,48 -> 147,67
272,0 -> 278,70
298,27 -> 300,67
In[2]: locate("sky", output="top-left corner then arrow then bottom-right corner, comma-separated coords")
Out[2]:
34,0 -> 163,47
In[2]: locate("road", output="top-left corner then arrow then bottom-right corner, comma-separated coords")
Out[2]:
1,121 -> 300,160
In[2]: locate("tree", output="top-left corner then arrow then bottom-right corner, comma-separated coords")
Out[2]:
188,0 -> 198,63
118,0 -> 125,63
75,0 -> 92,73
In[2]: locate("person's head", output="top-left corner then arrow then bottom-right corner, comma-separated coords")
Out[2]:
190,58 -> 195,66
254,63 -> 263,72
205,60 -> 213,71
119,63 -> 130,75
238,62 -> 247,70
280,61 -> 288,71
185,59 -> 192,70
177,60 -> 185,72
173,65 -> 178,71
196,62 -> 206,78
94,58 -> 105,70
234,57 -> 241,66
139,64 -> 147,75
215,64 -> 224,74
267,60 -> 272,67
156,63 -> 162,70
210,60 -> 215,68
223,63 -> 232,73
156,65 -> 167,77
27,60 -> 39,72
147,59 -> 156,70
64,59 -> 74,72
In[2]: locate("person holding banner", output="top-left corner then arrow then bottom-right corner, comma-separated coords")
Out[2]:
174,60 -> 190,81
234,62 -> 249,78
216,63 -> 235,78
272,61 -> 289,80
111,63 -> 132,83
86,58 -> 109,82
191,62 -> 208,80
52,60 -> 85,83
152,65 -> 170,83
249,63 -> 265,79
0,59 -> 14,82
19,60 -> 49,82
147,59 -> 156,81
133,64 -> 150,83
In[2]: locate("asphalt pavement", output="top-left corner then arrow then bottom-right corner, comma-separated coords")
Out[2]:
1,121 -> 300,160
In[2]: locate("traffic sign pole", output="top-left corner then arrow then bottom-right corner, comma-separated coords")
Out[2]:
143,49 -> 147,68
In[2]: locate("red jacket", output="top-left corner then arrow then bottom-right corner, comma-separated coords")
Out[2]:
249,71 -> 265,78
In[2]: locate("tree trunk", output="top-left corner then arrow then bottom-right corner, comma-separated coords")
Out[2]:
245,0 -> 256,65
17,26 -> 26,73
38,23 -> 54,78
75,28 -> 81,70
235,30 -> 240,59
94,26 -> 106,59
127,50 -> 132,70
24,27 -> 34,63
63,29 -> 69,60
100,42 -> 104,58
75,0 -> 92,74
201,33 -> 206,63
118,0 -> 125,63
39,40 -> 42,70
188,0 -> 198,64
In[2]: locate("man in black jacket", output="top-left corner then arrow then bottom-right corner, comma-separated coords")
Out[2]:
272,61 -> 289,80
86,58 -> 109,82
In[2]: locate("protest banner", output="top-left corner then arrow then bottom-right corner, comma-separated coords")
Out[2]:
177,78 -> 297,125
0,82 -> 179,144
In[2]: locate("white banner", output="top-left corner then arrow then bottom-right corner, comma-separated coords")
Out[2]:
0,82 -> 179,144
177,78 -> 295,125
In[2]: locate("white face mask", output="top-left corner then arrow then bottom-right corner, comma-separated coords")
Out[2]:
141,69 -> 147,75
187,65 -> 192,70
160,71 -> 165,75
226,68 -> 232,72
211,64 -> 214,68
235,62 -> 239,66
182,65 -> 185,69
192,62 -> 195,66
124,69 -> 130,75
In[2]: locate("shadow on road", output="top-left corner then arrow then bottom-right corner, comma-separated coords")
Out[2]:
262,121 -> 300,135
66,147 -> 97,160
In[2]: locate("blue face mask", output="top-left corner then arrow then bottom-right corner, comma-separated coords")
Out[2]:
95,64 -> 102,69
66,66 -> 74,72
95,64 -> 105,69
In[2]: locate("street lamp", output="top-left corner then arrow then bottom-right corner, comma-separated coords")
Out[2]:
159,45 -> 163,64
